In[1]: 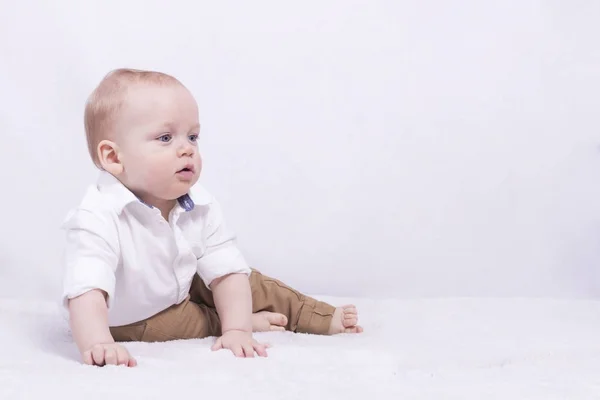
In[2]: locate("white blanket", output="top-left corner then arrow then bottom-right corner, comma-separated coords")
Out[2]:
1,296 -> 598,399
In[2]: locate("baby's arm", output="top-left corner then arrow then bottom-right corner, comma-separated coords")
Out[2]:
210,273 -> 252,333
195,194 -> 267,357
62,208 -> 134,366
210,273 -> 268,357
69,289 -> 112,351
68,290 -> 136,367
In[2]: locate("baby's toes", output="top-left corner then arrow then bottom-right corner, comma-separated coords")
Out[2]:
341,305 -> 358,315
269,325 -> 285,332
343,314 -> 358,327
264,312 -> 288,328
343,325 -> 363,334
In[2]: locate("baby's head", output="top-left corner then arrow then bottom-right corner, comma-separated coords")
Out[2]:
84,68 -> 202,207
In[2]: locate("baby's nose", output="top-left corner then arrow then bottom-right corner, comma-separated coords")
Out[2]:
178,143 -> 194,157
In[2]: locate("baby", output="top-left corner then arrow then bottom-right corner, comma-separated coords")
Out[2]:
62,68 -> 363,367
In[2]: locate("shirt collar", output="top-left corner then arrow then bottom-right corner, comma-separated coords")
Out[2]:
96,170 -> 210,214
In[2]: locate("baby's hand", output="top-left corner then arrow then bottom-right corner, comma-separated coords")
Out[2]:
211,330 -> 269,357
82,343 -> 137,367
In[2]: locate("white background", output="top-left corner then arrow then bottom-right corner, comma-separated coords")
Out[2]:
0,0 -> 599,301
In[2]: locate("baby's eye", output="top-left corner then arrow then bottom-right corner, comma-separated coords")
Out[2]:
158,134 -> 172,142
189,134 -> 199,142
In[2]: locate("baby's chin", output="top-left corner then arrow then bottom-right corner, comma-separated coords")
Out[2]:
161,182 -> 196,200
142,175 -> 197,200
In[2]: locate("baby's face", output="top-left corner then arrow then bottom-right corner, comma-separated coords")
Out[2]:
113,83 -> 202,205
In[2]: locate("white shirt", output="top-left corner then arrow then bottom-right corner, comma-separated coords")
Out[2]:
61,171 -> 251,327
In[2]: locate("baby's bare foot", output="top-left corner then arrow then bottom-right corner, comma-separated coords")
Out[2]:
328,305 -> 364,335
252,311 -> 288,332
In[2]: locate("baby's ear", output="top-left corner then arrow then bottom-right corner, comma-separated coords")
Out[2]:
97,140 -> 123,175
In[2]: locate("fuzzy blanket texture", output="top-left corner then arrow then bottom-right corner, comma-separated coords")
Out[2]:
1,295 -> 599,399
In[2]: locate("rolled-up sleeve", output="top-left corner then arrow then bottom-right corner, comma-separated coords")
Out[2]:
196,199 -> 251,288
61,208 -> 120,309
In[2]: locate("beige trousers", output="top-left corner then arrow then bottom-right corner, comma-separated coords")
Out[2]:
110,269 -> 335,342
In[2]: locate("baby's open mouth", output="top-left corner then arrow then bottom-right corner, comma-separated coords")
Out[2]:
176,165 -> 195,180
177,165 -> 194,173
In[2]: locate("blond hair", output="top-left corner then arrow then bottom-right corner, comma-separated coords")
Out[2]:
84,68 -> 183,168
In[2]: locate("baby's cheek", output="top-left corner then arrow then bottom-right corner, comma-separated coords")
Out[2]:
147,154 -> 173,172
140,161 -> 170,185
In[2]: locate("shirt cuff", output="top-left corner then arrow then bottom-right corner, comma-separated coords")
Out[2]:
196,245 -> 251,289
62,259 -> 116,309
